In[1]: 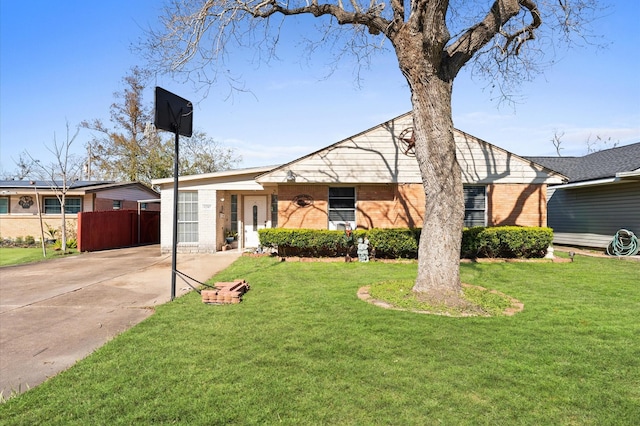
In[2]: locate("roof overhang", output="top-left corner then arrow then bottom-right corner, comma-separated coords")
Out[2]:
152,165 -> 278,187
616,170 -> 640,180
549,170 -> 640,190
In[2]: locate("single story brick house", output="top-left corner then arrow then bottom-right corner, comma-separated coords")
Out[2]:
152,112 -> 566,253
527,142 -> 640,248
0,180 -> 160,241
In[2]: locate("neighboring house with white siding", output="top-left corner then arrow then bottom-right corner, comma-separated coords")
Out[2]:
527,142 -> 640,248
0,180 -> 159,241
153,112 -> 566,253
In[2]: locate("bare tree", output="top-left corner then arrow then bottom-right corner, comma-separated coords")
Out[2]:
180,130 -> 242,175
551,130 -> 565,157
144,0 -> 602,305
585,134 -> 619,154
1,152 -> 35,180
28,123 -> 85,253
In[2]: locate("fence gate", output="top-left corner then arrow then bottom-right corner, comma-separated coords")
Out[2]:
77,210 -> 160,252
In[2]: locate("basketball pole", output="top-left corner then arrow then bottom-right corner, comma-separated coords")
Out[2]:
171,126 -> 180,301
154,87 -> 192,303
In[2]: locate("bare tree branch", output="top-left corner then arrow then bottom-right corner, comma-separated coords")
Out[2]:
141,0 -> 607,302
27,122 -> 84,253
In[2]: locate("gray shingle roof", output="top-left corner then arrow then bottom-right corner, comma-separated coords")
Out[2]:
0,180 -> 115,189
526,142 -> 640,183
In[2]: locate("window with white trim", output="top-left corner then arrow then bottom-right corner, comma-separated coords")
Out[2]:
113,200 -> 122,210
0,197 -> 8,214
44,197 -> 81,214
463,186 -> 486,227
328,187 -> 356,228
177,192 -> 198,243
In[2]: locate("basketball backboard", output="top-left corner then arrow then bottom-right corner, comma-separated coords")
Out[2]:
154,87 -> 193,137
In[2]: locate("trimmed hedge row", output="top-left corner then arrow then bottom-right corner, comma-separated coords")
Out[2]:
259,226 -> 553,259
258,228 -> 366,257
462,226 -> 553,258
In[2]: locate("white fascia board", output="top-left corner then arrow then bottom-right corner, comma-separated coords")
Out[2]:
549,177 -> 617,190
616,170 -> 640,179
151,165 -> 278,186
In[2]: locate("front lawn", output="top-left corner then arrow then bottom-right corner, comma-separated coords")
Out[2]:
0,247 -> 77,267
1,254 -> 638,424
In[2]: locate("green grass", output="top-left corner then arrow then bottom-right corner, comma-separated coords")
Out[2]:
1,254 -> 638,424
0,247 -> 77,267
368,279 -> 514,316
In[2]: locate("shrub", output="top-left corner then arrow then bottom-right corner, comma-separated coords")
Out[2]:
461,226 -> 485,258
366,228 -> 420,259
260,226 -> 553,259
25,235 -> 36,245
474,226 -> 552,258
51,238 -> 77,251
259,228 -> 366,257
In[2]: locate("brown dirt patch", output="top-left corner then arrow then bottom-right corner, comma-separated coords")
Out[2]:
357,284 -> 524,317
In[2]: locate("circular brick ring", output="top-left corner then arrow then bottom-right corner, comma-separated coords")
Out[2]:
357,284 -> 524,317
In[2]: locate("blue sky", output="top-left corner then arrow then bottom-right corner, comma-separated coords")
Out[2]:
1,0 -> 639,176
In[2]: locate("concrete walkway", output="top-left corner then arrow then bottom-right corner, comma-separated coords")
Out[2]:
0,245 -> 241,399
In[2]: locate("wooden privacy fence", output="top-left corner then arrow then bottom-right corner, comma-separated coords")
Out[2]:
77,210 -> 160,252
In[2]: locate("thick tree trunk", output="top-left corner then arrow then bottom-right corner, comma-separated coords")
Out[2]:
394,31 -> 465,304
410,81 -> 465,304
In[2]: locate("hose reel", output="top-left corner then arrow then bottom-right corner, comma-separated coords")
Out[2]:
606,229 -> 639,256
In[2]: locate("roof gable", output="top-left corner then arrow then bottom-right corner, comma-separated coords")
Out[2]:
257,112 -> 566,185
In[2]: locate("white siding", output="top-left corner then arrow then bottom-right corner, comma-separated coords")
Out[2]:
257,113 -> 564,185
160,189 -> 174,253
455,133 -> 563,184
198,189 -> 218,253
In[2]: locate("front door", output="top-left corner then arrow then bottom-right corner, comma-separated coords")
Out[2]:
243,195 -> 267,248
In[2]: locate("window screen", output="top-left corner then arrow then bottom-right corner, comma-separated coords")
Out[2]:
463,186 -> 486,227
328,187 -> 355,222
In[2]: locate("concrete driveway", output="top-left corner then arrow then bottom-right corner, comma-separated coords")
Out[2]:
0,245 -> 240,399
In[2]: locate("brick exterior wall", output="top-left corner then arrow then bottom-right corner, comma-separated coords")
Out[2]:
275,183 -> 547,230
277,185 -> 329,229
0,216 -> 78,242
357,184 -> 425,228
487,184 -> 547,227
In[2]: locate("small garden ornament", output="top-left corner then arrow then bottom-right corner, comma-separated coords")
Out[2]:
357,237 -> 370,262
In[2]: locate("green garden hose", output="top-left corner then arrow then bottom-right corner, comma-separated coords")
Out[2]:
606,229 -> 639,256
